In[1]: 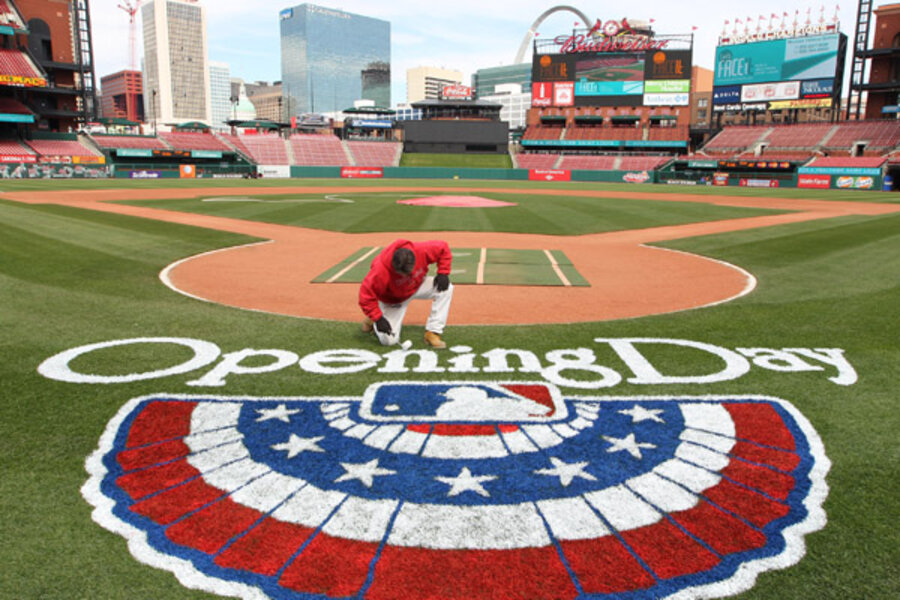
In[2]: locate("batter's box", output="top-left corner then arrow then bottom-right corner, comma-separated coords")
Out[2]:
312,246 -> 589,287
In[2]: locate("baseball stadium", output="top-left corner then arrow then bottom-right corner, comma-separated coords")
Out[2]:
1,2 -> 898,600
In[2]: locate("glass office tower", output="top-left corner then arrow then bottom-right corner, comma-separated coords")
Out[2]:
280,4 -> 390,114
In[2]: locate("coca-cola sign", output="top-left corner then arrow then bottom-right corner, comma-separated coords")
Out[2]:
441,84 -> 472,100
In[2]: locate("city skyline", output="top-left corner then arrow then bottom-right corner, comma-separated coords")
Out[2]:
90,0 -> 860,106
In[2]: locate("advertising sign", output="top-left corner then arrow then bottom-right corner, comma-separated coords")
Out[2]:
798,174 -> 831,189
801,79 -> 834,99
533,54 -> 575,82
0,154 -> 37,163
644,80 -> 690,93
741,81 -> 800,102
714,33 -> 840,86
643,93 -> 689,106
529,169 -> 571,181
836,175 -> 874,189
645,50 -> 691,80
712,85 -> 742,105
554,82 -> 575,106
768,98 -> 832,110
739,178 -> 780,188
0,74 -> 47,87
341,167 -> 383,179
532,82 -> 553,107
441,84 -> 472,100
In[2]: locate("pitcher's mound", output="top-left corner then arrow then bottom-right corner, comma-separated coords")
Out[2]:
398,195 -> 517,208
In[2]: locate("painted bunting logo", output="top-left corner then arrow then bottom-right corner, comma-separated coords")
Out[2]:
83,382 -> 829,599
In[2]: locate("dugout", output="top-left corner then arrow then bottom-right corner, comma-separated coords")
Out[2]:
399,98 -> 508,154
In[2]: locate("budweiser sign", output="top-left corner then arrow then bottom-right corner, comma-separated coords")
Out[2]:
555,18 -> 669,53
441,84 -> 472,100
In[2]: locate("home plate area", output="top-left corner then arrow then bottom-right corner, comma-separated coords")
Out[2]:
313,247 -> 589,286
84,382 -> 828,600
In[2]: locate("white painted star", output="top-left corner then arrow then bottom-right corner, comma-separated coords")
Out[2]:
271,434 -> 325,458
618,404 -> 666,424
534,457 -> 598,487
255,403 -> 301,423
435,467 -> 498,497
334,459 -> 397,488
602,433 -> 657,459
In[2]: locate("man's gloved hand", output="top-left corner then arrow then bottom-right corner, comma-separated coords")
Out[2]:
433,273 -> 450,292
375,316 -> 393,335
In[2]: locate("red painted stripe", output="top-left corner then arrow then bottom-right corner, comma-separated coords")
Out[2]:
165,497 -> 263,554
704,480 -> 790,528
117,439 -> 189,472
126,401 -> 196,448
407,424 -> 519,436
215,518 -> 317,576
670,500 -> 767,555
731,441 -> 800,472
278,533 -> 378,597
115,458 -> 198,500
130,477 -> 224,525
622,519 -> 720,579
725,403 -> 795,451
559,536 -> 655,594
503,384 -> 556,415
722,460 -> 795,501
367,545 -> 578,600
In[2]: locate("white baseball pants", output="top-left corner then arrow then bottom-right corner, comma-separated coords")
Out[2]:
374,276 -> 453,346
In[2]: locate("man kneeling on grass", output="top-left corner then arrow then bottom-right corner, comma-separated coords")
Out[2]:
359,239 -> 453,349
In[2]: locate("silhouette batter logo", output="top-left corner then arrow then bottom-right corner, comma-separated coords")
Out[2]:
83,382 -> 829,599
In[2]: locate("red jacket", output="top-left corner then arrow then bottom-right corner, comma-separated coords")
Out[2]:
358,239 -> 452,320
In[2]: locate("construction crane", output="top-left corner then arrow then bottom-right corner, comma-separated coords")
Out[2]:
117,0 -> 141,123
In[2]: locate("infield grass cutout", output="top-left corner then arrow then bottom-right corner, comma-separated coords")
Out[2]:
313,247 -> 589,287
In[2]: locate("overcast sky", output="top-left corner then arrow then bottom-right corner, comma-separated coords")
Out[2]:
90,0 -> 860,103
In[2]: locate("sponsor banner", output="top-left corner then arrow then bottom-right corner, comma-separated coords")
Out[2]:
0,154 -> 37,163
575,80 -> 643,97
645,50 -> 692,81
688,160 -> 718,168
714,33 -> 840,86
179,165 -> 196,179
713,172 -> 730,186
533,54 -> 575,83
554,81 -> 575,106
799,166 -> 882,176
798,174 -> 831,189
191,150 -> 222,159
741,81 -> 800,103
720,159 -> 792,170
740,178 -> 780,188
129,170 -> 161,179
801,78 -> 835,99
836,175 -> 874,189
713,102 -> 767,112
622,170 -> 651,183
712,85 -> 742,105
665,179 -> 698,185
768,97 -> 832,110
350,119 -> 392,128
1,163 -> 109,178
0,73 -> 47,87
523,140 -> 624,148
643,80 -> 690,94
532,82 -> 553,107
341,166 -> 384,179
72,155 -> 106,165
116,148 -> 153,158
259,165 -> 290,178
643,92 -> 689,106
624,140 -> 687,147
529,168 -> 571,181
441,84 -> 472,100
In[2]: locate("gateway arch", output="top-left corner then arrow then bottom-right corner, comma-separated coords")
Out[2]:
515,5 -> 593,64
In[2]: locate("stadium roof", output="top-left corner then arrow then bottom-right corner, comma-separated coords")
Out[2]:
343,106 -> 395,115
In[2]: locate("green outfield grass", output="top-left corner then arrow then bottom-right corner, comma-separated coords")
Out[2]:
0,179 -> 898,600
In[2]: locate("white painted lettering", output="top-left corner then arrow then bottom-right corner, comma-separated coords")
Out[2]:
186,349 -> 299,387
736,348 -> 823,372
378,349 -> 445,373
37,337 -> 221,384
447,346 -> 479,373
482,349 -> 543,373
541,348 -> 622,389
783,348 -> 858,386
598,337 -> 751,384
299,349 -> 381,375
